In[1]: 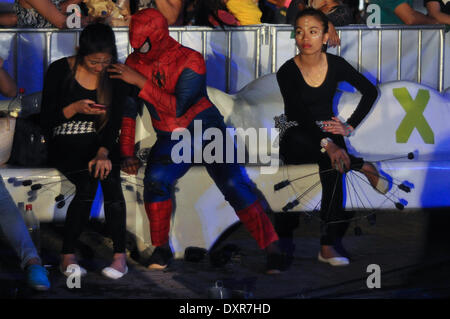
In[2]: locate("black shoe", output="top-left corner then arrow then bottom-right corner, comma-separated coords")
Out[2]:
266,252 -> 286,275
146,246 -> 173,270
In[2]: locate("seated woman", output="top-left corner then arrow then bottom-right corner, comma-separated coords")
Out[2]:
276,8 -> 388,266
40,23 -> 129,279
15,0 -> 88,28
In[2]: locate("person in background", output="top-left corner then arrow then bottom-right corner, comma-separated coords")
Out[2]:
40,23 -> 129,280
130,0 -> 185,25
259,0 -> 290,23
286,0 -> 307,24
0,175 -> 51,291
342,0 -> 364,24
182,0 -> 197,25
424,0 -> 450,25
14,0 -> 91,29
310,0 -> 354,26
225,0 -> 263,25
370,0 -> 438,24
1,58 -> 50,290
115,9 -> 285,274
193,0 -> 240,27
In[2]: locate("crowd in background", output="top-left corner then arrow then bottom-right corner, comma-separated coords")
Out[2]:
0,1 -> 448,29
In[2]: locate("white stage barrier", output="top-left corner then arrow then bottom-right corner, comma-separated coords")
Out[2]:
0,24 -> 448,102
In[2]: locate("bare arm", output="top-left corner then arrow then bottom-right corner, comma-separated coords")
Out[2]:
20,0 -> 67,28
426,1 -> 450,25
327,21 -> 340,47
155,0 -> 183,25
394,2 -> 438,25
0,58 -> 17,98
0,13 -> 18,27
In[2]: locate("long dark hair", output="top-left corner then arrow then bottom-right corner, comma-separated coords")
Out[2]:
294,8 -> 329,51
69,22 -> 118,131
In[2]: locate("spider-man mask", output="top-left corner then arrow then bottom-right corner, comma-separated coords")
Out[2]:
129,9 -> 171,61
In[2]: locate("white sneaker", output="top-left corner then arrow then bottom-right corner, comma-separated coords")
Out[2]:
101,265 -> 128,280
318,253 -> 350,266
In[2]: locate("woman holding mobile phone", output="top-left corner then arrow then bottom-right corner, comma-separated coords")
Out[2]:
40,22 -> 130,279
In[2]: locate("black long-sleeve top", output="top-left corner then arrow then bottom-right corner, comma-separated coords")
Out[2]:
40,58 -> 130,161
276,53 -> 378,145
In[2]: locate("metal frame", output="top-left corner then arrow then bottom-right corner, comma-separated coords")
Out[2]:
0,24 -> 447,93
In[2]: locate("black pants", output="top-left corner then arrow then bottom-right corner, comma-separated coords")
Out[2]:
59,166 -> 126,254
280,126 -> 364,246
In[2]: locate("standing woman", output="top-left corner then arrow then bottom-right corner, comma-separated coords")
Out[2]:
40,23 -> 129,279
276,8 -> 387,266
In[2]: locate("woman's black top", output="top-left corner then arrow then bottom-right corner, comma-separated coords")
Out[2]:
276,53 -> 378,147
40,58 -> 129,168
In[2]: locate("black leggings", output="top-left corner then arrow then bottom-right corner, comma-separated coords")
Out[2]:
59,167 -> 126,254
280,128 -> 364,246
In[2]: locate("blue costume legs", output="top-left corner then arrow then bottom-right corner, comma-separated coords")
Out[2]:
143,121 -> 278,249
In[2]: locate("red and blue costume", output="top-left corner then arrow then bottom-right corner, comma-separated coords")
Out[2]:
120,9 -> 278,250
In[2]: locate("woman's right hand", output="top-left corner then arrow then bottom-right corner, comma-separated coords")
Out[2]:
72,99 -> 106,114
63,99 -> 105,119
325,142 -> 350,173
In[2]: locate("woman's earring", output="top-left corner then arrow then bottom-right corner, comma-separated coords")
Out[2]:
322,42 -> 328,52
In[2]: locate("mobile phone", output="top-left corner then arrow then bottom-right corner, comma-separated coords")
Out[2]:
90,103 -> 107,110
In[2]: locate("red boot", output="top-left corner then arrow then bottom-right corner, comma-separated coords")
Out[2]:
236,201 -> 279,250
144,200 -> 173,248
144,200 -> 173,269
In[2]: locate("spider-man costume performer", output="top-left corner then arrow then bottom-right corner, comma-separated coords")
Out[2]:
120,9 -> 279,266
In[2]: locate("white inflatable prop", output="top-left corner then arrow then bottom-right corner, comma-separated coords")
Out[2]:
1,77 -> 449,257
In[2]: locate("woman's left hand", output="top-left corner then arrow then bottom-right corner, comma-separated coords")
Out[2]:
321,117 -> 353,136
107,63 -> 147,89
88,149 -> 112,180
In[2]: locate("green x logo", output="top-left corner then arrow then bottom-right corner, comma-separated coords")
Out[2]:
394,88 -> 434,144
